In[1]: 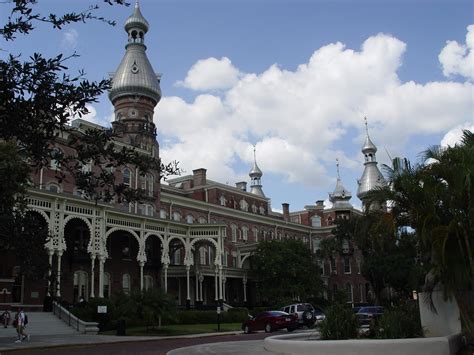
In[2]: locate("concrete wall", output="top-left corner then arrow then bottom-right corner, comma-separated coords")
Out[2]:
419,291 -> 461,337
264,333 -> 462,355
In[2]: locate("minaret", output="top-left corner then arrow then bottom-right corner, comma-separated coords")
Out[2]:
329,159 -> 353,210
109,1 -> 161,154
356,118 -> 386,210
249,146 -> 265,197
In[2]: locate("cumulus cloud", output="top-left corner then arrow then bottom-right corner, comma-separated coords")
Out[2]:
156,33 -> 474,191
176,57 -> 240,90
439,24 -> 474,80
79,105 -> 114,127
441,122 -> 474,147
62,28 -> 79,49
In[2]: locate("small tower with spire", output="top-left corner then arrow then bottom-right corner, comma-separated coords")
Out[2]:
329,159 -> 353,210
109,1 -> 161,154
249,145 -> 265,197
357,117 -> 386,210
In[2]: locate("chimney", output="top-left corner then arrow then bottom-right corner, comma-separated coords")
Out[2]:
192,168 -> 207,187
235,181 -> 247,192
282,203 -> 290,221
315,200 -> 325,210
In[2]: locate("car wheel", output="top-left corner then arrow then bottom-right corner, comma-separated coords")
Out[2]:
264,323 -> 272,333
244,325 -> 251,334
302,311 -> 315,326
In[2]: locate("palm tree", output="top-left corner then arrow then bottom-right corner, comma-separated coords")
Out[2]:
366,130 -> 473,337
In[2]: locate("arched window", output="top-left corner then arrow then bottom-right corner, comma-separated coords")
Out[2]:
241,226 -> 248,241
186,214 -> 194,224
123,168 -> 131,187
230,224 -> 238,242
47,182 -> 61,193
240,199 -> 249,212
73,271 -> 88,302
141,204 -> 154,217
198,216 -> 207,224
252,227 -> 259,243
173,211 -> 181,222
344,256 -> 351,274
311,215 -> 322,227
219,195 -> 226,206
146,174 -> 154,197
199,246 -> 208,265
122,273 -> 131,295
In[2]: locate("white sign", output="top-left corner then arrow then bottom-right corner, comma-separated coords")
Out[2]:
217,306 -> 221,315
97,306 -> 107,314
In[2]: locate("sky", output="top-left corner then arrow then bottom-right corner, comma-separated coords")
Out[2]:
2,0 -> 473,213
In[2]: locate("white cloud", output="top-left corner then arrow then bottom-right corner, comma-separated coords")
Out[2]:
156,33 -> 474,191
176,57 -> 240,91
441,122 -> 474,147
80,105 -> 114,127
439,24 -> 474,80
62,28 -> 79,49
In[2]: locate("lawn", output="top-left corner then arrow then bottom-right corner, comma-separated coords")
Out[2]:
101,322 -> 243,336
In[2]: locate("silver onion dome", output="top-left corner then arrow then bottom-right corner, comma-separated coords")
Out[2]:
249,146 -> 265,197
109,2 -> 161,104
329,160 -> 352,209
124,2 -> 149,33
357,119 -> 386,201
249,161 -> 263,178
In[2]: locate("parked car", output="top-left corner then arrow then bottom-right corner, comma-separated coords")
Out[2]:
242,311 -> 298,333
313,306 -> 326,323
281,303 -> 321,327
356,306 -> 384,327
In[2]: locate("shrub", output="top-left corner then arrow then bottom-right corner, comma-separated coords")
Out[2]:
375,301 -> 423,339
320,303 -> 358,340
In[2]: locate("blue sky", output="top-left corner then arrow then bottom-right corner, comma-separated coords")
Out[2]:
2,0 -> 473,212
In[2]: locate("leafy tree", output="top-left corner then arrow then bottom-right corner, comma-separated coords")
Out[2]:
0,1 -> 181,279
252,239 -> 323,305
366,130 -> 474,336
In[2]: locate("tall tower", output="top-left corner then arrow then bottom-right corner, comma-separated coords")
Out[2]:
249,146 -> 265,197
356,118 -> 386,210
109,1 -> 161,155
329,159 -> 353,210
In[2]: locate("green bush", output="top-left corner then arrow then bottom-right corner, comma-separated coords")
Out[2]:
320,303 -> 358,340
375,301 -> 423,339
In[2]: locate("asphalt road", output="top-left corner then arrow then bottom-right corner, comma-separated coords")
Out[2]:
3,331 -> 281,355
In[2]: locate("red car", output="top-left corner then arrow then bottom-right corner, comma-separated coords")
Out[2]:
242,311 -> 298,333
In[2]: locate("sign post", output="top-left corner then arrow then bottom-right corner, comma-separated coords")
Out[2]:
216,306 -> 221,332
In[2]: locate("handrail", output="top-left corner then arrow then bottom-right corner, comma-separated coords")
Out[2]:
52,300 -> 99,334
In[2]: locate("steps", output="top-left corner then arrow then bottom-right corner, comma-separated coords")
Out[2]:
19,312 -> 79,336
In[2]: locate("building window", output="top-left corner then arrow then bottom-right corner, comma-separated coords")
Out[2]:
223,250 -> 229,267
311,215 -> 321,227
359,283 -> 364,303
144,275 -> 154,291
73,271 -> 88,302
198,216 -> 207,224
219,195 -> 226,206
186,214 -> 194,224
123,168 -> 131,187
327,217 -> 333,225
47,182 -> 61,193
242,226 -> 248,241
159,209 -> 167,219
171,249 -> 181,265
122,273 -> 131,295
173,211 -> 181,222
342,239 -> 350,253
50,148 -> 62,170
146,174 -> 154,197
199,246 -> 207,265
253,227 -> 258,243
330,257 -> 337,274
231,224 -> 237,242
240,199 -> 249,212
259,205 -> 265,214
346,283 -> 353,303
344,256 -> 351,274
356,257 -> 362,274
251,204 -> 257,213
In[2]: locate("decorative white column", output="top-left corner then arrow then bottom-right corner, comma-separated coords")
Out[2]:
243,276 -> 248,303
98,256 -> 105,298
186,265 -> 191,301
199,275 -> 204,302
47,250 -> 54,296
139,261 -> 145,291
214,269 -> 218,301
218,266 -> 223,301
90,254 -> 96,298
56,250 -> 63,297
222,276 -> 227,301
163,264 -> 169,293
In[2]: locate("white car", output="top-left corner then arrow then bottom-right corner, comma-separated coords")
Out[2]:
281,303 -> 324,327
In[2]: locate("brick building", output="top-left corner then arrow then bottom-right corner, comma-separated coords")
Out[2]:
0,3 -> 385,310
